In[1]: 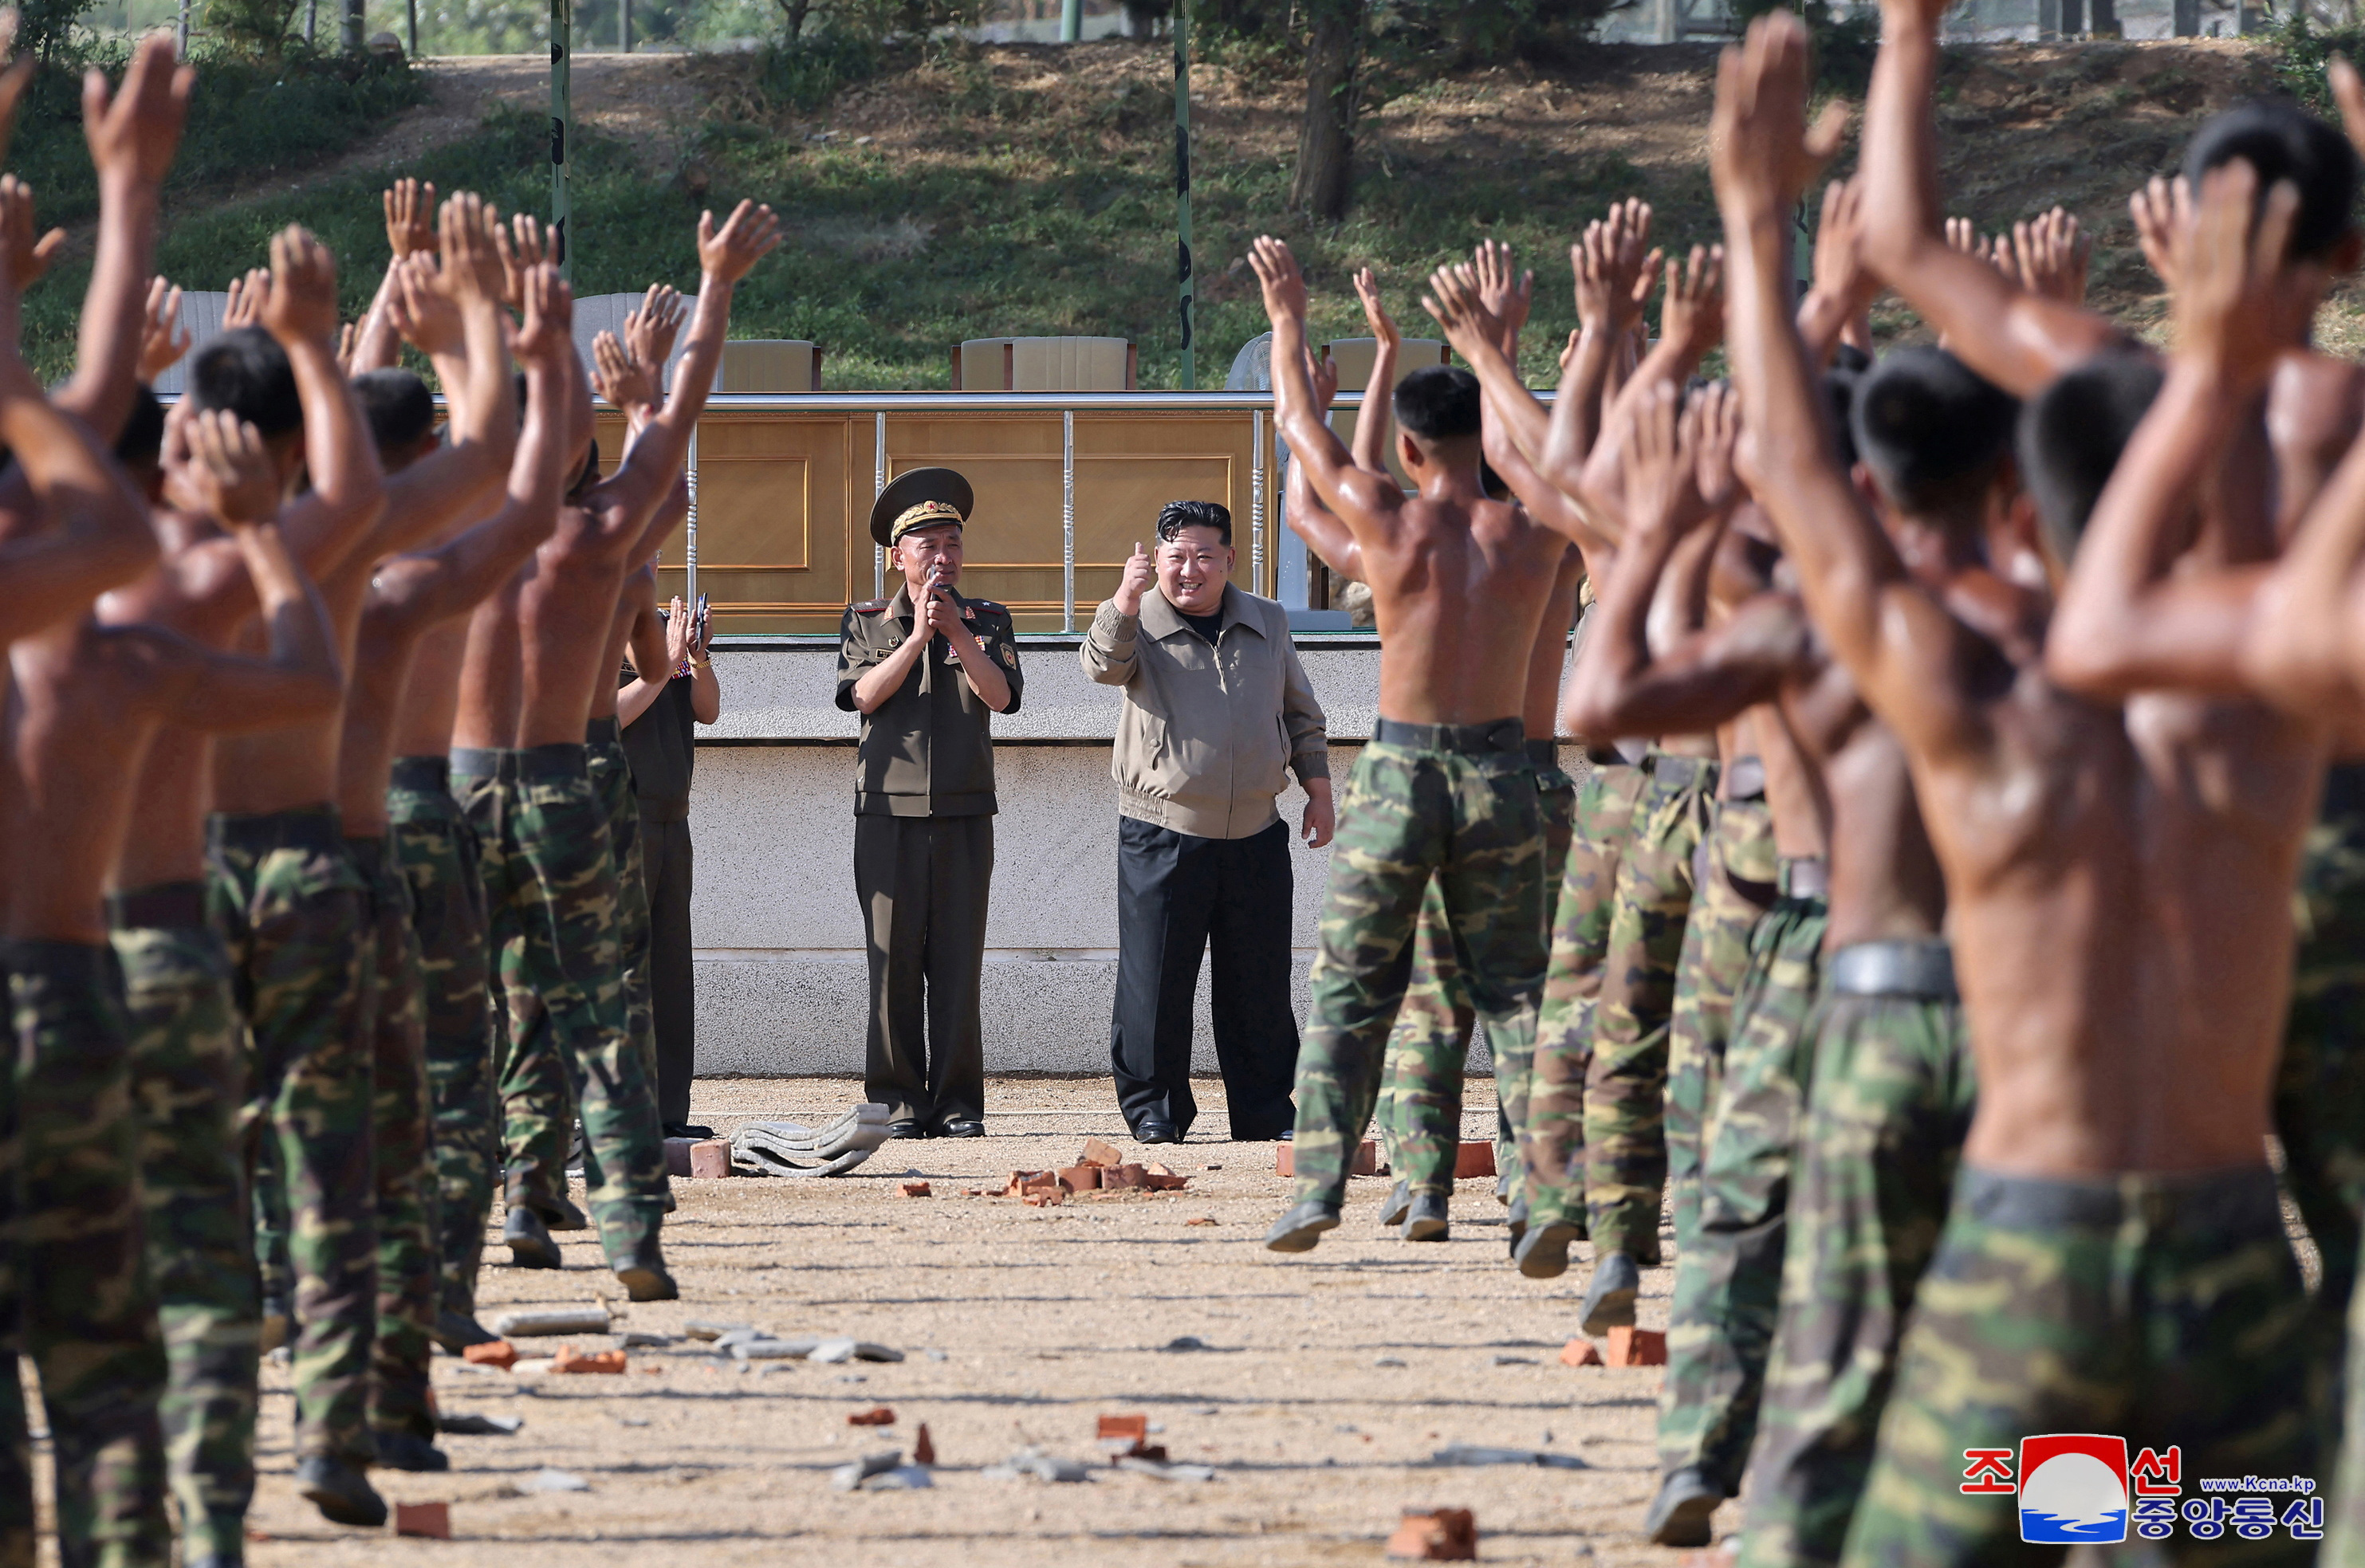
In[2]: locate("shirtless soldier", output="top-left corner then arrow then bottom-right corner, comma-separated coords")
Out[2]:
1249,234 -> 1572,1252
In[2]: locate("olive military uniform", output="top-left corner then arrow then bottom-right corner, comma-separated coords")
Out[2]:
834,582 -> 1024,1129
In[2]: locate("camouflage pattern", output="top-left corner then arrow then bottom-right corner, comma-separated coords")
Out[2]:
1665,796 -> 1775,1248
588,739 -> 661,1109
251,1136 -> 290,1322
2280,764 -> 2365,1333
386,758 -> 498,1324
1378,762 -> 1577,1199
1657,886 -> 1828,1494
2328,1263 -> 2365,1562
455,747 -> 667,1265
349,838 -> 437,1446
1,940 -> 171,1568
111,905 -> 258,1566
1520,759 -> 1648,1233
1737,984 -> 1975,1568
206,806 -> 378,1470
1289,738 -> 1547,1209
1841,1165 -> 2321,1568
1584,754 -> 1718,1263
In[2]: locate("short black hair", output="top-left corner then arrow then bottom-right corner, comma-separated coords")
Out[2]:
1851,347 -> 2020,520
115,383 -> 165,470
352,368 -> 435,455
1156,498 -> 1231,545
2017,352 -> 2165,564
1393,364 -> 1482,443
2184,100 -> 2359,260
187,326 -> 301,438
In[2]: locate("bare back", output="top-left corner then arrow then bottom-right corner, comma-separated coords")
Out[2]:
512,492 -> 646,747
1361,493 -> 1569,726
1522,546 -> 1584,737
210,553 -> 371,815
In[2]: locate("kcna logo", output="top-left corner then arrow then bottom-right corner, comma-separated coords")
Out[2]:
2017,1435 -> 2130,1545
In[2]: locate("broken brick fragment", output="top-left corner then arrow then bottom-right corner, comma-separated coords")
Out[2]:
462,1340 -> 518,1370
1454,1142 -> 1497,1180
1274,1141 -> 1382,1178
1605,1327 -> 1667,1367
1102,1163 -> 1150,1190
1385,1507 -> 1478,1561
1080,1137 -> 1125,1168
1560,1338 -> 1604,1368
913,1424 -> 936,1466
1022,1189 -> 1064,1208
847,1407 -> 896,1426
663,1138 -> 695,1178
392,1501 -> 451,1539
1097,1413 -> 1149,1442
1184,1216 -> 1218,1227
899,1181 -> 932,1197
553,1346 -> 628,1375
688,1139 -> 732,1179
1057,1165 -> 1101,1193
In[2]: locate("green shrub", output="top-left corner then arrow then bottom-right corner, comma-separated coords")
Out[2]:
2271,10 -> 2365,111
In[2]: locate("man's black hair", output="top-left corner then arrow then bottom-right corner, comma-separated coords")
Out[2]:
2016,351 -> 2166,565
352,367 -> 435,456
1824,364 -> 1863,470
2184,100 -> 2359,261
186,326 -> 301,438
1392,364 -> 1482,443
1155,498 -> 1232,546
115,383 -> 165,470
1850,346 -> 2020,521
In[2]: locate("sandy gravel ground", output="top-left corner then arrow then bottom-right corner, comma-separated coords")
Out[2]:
238,1075 -> 1691,1567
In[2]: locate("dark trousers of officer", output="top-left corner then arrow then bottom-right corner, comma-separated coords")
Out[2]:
856,815 -> 991,1127
639,814 -> 696,1129
1111,815 -> 1299,1142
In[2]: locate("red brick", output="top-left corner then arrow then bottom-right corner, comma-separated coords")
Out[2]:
1559,1338 -> 1603,1368
1385,1508 -> 1478,1561
913,1424 -> 936,1466
899,1181 -> 932,1197
1080,1138 -> 1125,1168
687,1140 -> 732,1179
1277,1142 -> 1382,1177
1184,1216 -> 1218,1227
1605,1327 -> 1667,1367
1144,1171 -> 1190,1191
1454,1142 -> 1497,1180
847,1407 -> 896,1426
1022,1189 -> 1063,1208
1057,1165 -> 1101,1193
663,1138 -> 695,1178
392,1501 -> 451,1539
1103,1163 -> 1150,1190
462,1340 -> 518,1370
553,1346 -> 627,1375
1097,1413 -> 1149,1441
1274,1146 -> 1293,1176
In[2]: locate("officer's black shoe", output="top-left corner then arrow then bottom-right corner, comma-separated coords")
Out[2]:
296,1456 -> 387,1528
1263,1200 -> 1340,1253
1403,1192 -> 1450,1242
1513,1219 -> 1581,1280
1506,1195 -> 1529,1256
1580,1250 -> 1643,1335
887,1120 -> 930,1139
936,1118 -> 986,1139
1377,1179 -> 1413,1228
1134,1120 -> 1179,1144
431,1308 -> 499,1353
614,1238 -> 679,1302
1643,1466 -> 1723,1548
664,1122 -> 716,1140
503,1205 -> 561,1270
374,1431 -> 451,1472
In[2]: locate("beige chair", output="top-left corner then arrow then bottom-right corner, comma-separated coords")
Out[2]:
715,340 -> 824,392
1320,336 -> 1449,391
952,336 -> 1136,391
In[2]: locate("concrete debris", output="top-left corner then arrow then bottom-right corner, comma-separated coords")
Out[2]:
490,1307 -> 611,1338
810,1338 -> 903,1364
512,1358 -> 557,1375
518,1468 -> 591,1494
1079,1138 -> 1124,1168
924,1349 -> 949,1362
857,1465 -> 933,1490
734,1339 -> 823,1362
1117,1456 -> 1217,1482
828,1451 -> 903,1491
436,1413 -> 521,1436
983,1448 -> 1093,1483
1427,1444 -> 1588,1470
847,1407 -> 896,1426
1490,1354 -> 1538,1366
683,1320 -> 754,1342
1387,1507 -> 1478,1561
1161,1335 -> 1210,1352
612,1331 -> 672,1349
1375,1357 -> 1407,1368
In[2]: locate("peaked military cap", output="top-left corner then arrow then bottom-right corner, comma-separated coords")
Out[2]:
871,466 -> 976,548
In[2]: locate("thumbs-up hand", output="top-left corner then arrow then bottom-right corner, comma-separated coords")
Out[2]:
1114,539 -> 1155,617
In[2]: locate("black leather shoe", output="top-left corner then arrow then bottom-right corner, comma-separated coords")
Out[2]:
503,1204 -> 561,1269
431,1309 -> 499,1353
1263,1199 -> 1340,1252
664,1122 -> 717,1141
936,1118 -> 986,1138
1402,1192 -> 1450,1242
1643,1465 -> 1723,1547
1580,1250 -> 1641,1335
1513,1218 -> 1580,1280
1377,1179 -> 1413,1228
887,1119 -> 930,1139
374,1431 -> 451,1472
1135,1120 -> 1179,1144
296,1456 -> 387,1527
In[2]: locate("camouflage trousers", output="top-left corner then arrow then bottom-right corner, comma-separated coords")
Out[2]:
1842,1165 -> 2323,1568
1377,755 -> 1577,1201
1737,968 -> 1976,1568
2281,764 -> 2365,1334
207,805 -> 376,1470
454,746 -> 667,1265
348,839 -> 436,1444
589,737 -> 660,1112
1585,753 -> 1718,1263
110,895 -> 256,1566
1521,758 -> 1649,1232
1666,794 -> 1777,1248
0,940 -> 171,1568
1289,732 -> 1547,1208
1657,882 -> 1827,1493
387,757 -> 496,1325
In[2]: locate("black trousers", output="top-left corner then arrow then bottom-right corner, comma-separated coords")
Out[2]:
855,815 -> 992,1126
639,812 -> 696,1128
1111,815 -> 1299,1140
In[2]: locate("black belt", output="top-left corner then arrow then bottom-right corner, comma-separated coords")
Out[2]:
1827,938 -> 1956,1000
1373,717 -> 1526,755
449,747 -> 511,780
389,755 -> 450,793
1525,738 -> 1559,768
451,744 -> 587,784
586,717 -> 620,744
344,835 -> 385,881
1723,755 -> 1766,801
1651,753 -> 1719,790
106,880 -> 208,932
1956,1165 -> 2280,1234
208,804 -> 344,856
1780,856 -> 1829,898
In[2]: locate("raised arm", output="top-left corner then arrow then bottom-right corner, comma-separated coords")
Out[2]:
1250,235 -> 1403,537
349,178 -> 439,375
1281,347 -> 1366,582
1577,243 -> 1723,514
1717,14 -> 1987,760
619,593 -> 689,727
1544,202 -> 1655,482
262,227 -> 388,576
1080,538 -> 1153,686
1348,267 -> 1399,476
1795,175 -> 1880,367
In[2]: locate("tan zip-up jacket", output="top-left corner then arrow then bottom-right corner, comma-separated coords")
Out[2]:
1080,582 -> 1328,840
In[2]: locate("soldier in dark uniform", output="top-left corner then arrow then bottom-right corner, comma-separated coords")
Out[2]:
834,468 -> 1023,1138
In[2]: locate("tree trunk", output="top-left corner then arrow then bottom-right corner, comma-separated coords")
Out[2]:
1289,0 -> 1360,222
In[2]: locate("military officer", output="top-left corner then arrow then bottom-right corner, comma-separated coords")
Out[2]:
835,467 -> 1023,1138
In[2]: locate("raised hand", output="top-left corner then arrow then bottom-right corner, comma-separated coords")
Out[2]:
334,319 -> 356,373
1471,238 -> 1533,345
514,261 -> 574,371
625,281 -> 687,375
1113,539 -> 1155,616
591,330 -> 656,415
81,30 -> 191,193
0,174 -> 61,291
1811,175 -> 1874,308
1709,12 -> 1849,220
1249,235 -> 1309,326
663,595 -> 693,668
1421,261 -> 1506,356
1352,267 -> 1398,352
138,276 -> 191,379
259,226 -> 338,348
384,177 -> 439,259
494,211 -> 552,308
1660,243 -> 1727,357
697,199 -> 782,285
435,191 -> 504,304
1690,379 -> 1742,513
2172,158 -> 2319,392
1620,380 -> 1708,536
222,265 -> 267,330
1573,202 -> 1656,338
2009,207 -> 2092,306
183,406 -> 281,525
386,256 -> 463,357
1309,344 -> 1340,413
2130,175 -> 2190,294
